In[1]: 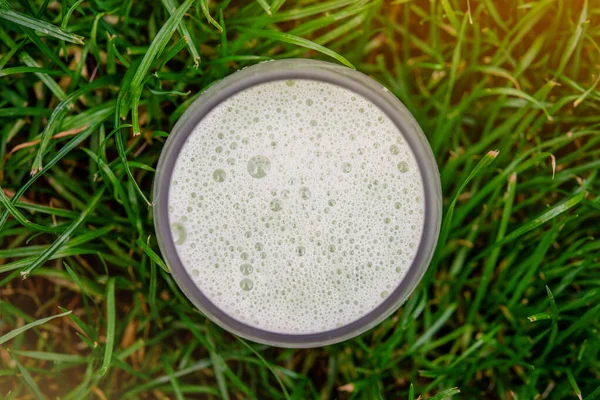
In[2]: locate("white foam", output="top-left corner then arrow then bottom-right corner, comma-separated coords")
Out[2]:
168,79 -> 425,334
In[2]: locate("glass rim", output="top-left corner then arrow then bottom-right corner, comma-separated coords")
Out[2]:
153,59 -> 442,348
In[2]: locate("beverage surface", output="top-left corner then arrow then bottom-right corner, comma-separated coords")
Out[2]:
168,79 -> 425,334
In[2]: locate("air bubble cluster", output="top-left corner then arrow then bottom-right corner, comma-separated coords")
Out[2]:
168,79 -> 425,334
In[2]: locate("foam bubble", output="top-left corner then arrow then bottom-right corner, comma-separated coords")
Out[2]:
269,198 -> 283,212
240,264 -> 253,275
213,169 -> 226,182
240,278 -> 254,291
247,155 -> 271,179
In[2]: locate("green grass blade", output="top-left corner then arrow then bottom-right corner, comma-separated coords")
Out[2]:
434,150 -> 498,266
31,76 -> 113,174
22,26 -> 72,75
255,0 -> 272,16
556,303 -> 600,347
82,148 -> 138,229
527,313 -> 551,322
136,237 -> 169,272
265,0 -> 356,23
468,172 -> 517,322
482,0 -> 508,31
206,330 -> 231,400
20,52 -> 67,101
99,277 -> 116,376
157,35 -> 189,70
430,387 -> 461,400
20,188 -> 106,278
557,0 -> 588,76
271,0 -> 287,14
573,74 -> 600,108
237,27 -> 354,69
59,306 -> 96,339
566,368 -> 582,400
583,385 -> 600,400
200,0 -> 223,32
541,285 -> 559,359
161,0 -> 201,67
0,66 -> 61,76
0,309 -> 71,345
8,350 -> 45,400
483,87 -> 552,120
0,186 -> 64,233
0,9 -> 84,44
163,359 -> 185,400
113,57 -> 151,212
60,0 -> 85,30
409,303 -> 457,352
448,325 -> 502,369
236,337 -> 291,400
0,37 -> 24,69
497,190 -> 585,247
129,0 -> 194,134
11,350 -> 87,363
439,0 -> 459,34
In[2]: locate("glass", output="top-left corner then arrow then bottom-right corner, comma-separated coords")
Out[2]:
153,59 -> 442,347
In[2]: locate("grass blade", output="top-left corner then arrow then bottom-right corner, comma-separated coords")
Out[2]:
483,87 -> 552,120
200,0 -> 223,32
0,123 -> 102,231
99,277 -> 116,376
8,350 -> 45,400
0,186 -> 64,233
0,9 -> 84,44
566,368 -> 582,400
129,0 -> 194,134
271,0 -> 287,14
255,0 -> 272,16
206,329 -> 231,400
468,172 -> 517,322
409,303 -> 457,352
434,150 -> 498,266
60,0 -> 85,30
59,306 -> 95,339
448,325 -> 502,369
156,35 -> 189,70
11,350 -> 86,363
541,286 -> 559,359
31,76 -> 114,174
112,56 -> 152,213
20,52 -> 67,101
237,27 -> 354,69
236,337 -> 290,400
163,359 -> 185,400
498,190 -> 585,247
556,303 -> 600,347
0,309 -> 71,345
161,0 -> 200,67
584,385 -> 600,400
0,66 -> 61,76
20,188 -> 106,278
573,74 -> 600,108
557,0 -> 588,75
439,0 -> 459,34
527,313 -> 551,322
430,387 -> 461,400
136,237 -> 169,272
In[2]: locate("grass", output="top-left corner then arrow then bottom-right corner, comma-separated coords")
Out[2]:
0,0 -> 599,398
